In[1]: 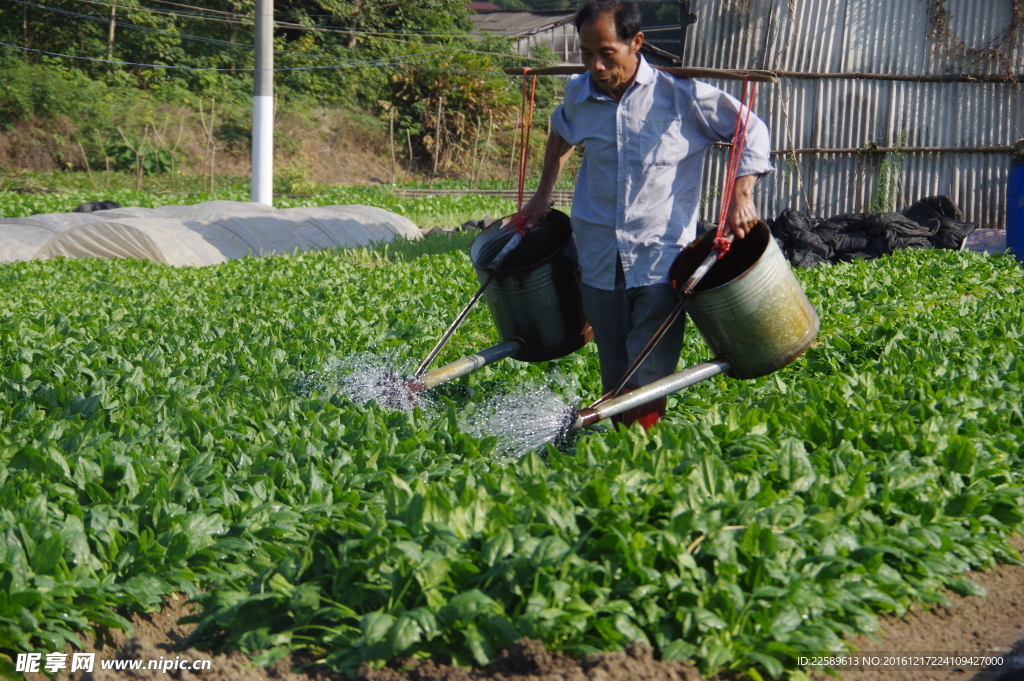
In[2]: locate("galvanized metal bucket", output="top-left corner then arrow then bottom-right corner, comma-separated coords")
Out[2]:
470,210 -> 592,362
669,222 -> 819,379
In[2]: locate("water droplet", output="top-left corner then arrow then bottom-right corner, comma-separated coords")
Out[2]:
296,352 -> 435,414
463,380 -> 579,460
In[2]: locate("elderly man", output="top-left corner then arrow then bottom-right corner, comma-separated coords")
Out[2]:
518,0 -> 773,429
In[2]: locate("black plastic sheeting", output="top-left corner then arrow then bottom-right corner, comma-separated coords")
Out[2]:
766,195 -> 977,268
73,201 -> 123,213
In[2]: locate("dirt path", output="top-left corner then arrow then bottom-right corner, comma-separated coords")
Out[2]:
814,537 -> 1024,681
22,540 -> 1023,681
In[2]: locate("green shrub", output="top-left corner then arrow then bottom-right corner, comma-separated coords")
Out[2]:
0,58 -> 111,129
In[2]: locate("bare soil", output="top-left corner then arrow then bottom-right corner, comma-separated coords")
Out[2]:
813,537 -> 1024,681
21,539 -> 1024,681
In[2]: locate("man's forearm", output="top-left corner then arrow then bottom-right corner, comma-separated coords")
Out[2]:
534,132 -> 575,198
725,174 -> 760,238
518,132 -> 575,230
733,174 -> 757,199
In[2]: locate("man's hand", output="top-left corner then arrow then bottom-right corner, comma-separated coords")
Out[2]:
725,174 -> 759,238
517,192 -> 554,232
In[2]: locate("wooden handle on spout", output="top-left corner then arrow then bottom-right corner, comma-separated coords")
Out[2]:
503,65 -> 780,83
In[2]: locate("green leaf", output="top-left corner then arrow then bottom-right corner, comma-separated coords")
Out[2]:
581,479 -> 611,508
531,536 -> 570,567
461,623 -> 493,666
946,578 -> 986,598
945,494 -> 982,517
769,607 -> 802,635
661,639 -> 697,662
518,452 -> 548,477
691,608 -> 728,630
776,439 -> 816,492
361,612 -> 396,645
480,530 -> 514,567
404,608 -> 439,641
745,651 -> 786,679
31,533 -> 64,575
441,590 -> 497,626
0,654 -> 21,681
388,613 -> 423,656
943,436 -> 977,475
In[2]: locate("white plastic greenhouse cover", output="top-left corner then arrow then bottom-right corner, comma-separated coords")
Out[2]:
0,201 -> 421,266
0,212 -> 111,263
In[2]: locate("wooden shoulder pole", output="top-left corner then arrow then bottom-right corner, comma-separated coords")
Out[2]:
503,65 -> 780,83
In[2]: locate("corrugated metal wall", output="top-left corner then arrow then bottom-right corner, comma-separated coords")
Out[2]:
685,0 -> 1024,227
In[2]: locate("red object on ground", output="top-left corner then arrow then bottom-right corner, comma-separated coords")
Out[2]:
611,393 -> 667,432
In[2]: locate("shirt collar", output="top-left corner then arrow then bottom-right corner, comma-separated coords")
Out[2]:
634,54 -> 656,85
576,53 -> 655,104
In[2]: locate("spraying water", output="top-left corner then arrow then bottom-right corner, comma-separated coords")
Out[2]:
464,379 -> 580,460
297,352 -> 435,414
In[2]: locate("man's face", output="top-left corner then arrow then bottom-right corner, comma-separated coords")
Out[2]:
579,12 -> 643,99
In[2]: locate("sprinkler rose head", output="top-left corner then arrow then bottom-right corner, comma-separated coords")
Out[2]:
370,370 -> 419,411
467,387 -> 581,459
543,405 -> 582,450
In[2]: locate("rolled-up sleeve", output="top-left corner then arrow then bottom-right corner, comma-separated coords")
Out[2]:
691,80 -> 774,178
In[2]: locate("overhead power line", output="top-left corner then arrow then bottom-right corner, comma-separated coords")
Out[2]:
0,40 -> 514,75
20,0 -> 547,61
143,0 -> 244,17
72,0 -> 251,23
12,0 -> 257,52
69,0 -> 544,39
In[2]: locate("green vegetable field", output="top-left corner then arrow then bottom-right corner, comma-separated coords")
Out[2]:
0,184 -> 519,230
2,204 -> 1023,679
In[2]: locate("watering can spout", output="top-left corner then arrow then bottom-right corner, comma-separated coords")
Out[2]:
414,339 -> 526,391
568,359 -> 732,433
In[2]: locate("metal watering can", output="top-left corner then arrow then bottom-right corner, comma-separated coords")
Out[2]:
470,210 -> 592,362
571,221 -> 819,430
413,210 -> 592,390
670,221 -> 820,379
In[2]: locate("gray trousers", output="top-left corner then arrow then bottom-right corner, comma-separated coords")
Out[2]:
580,258 -> 687,394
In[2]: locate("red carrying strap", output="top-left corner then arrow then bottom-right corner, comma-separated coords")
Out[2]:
509,71 -> 538,237
713,76 -> 759,258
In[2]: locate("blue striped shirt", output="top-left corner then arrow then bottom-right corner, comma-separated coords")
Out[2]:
550,55 -> 774,290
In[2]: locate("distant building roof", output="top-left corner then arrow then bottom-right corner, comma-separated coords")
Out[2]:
466,2 -> 501,11
470,9 -> 576,36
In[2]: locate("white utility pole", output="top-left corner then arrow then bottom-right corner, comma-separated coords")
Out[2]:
251,0 -> 273,205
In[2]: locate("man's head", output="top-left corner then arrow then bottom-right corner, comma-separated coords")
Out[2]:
574,1 -> 643,99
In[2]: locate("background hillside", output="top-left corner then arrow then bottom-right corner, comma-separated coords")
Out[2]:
0,0 -> 568,186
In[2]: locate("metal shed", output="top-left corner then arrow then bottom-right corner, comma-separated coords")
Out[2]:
470,10 -> 580,62
683,0 -> 1024,227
